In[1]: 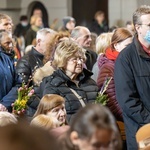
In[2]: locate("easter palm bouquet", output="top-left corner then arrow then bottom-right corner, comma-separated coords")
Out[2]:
96,76 -> 112,105
12,83 -> 34,116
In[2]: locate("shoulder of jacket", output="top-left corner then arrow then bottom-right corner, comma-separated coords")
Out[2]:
17,55 -> 30,66
45,74 -> 66,87
118,43 -> 135,60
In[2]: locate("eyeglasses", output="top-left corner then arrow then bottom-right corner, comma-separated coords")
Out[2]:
68,57 -> 85,63
139,24 -> 150,28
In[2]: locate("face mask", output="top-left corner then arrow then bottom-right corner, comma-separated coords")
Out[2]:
144,30 -> 150,44
21,21 -> 28,27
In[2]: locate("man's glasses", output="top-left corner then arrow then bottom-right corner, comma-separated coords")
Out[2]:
139,24 -> 150,28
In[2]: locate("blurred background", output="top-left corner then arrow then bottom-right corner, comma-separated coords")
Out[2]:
0,0 -> 150,31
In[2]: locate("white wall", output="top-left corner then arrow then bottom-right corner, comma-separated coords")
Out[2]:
0,0 -> 71,28
109,0 -> 150,28
20,0 -> 70,27
137,0 -> 150,6
0,0 -> 21,28
0,0 -> 150,29
108,0 -> 138,27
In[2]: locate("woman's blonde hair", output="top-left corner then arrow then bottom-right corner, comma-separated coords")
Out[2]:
31,114 -> 59,130
34,94 -> 65,118
96,32 -> 113,54
52,39 -> 86,69
30,15 -> 41,25
0,112 -> 17,127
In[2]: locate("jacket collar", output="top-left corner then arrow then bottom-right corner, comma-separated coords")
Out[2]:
134,34 -> 150,59
56,68 -> 93,83
31,47 -> 44,60
0,46 -> 14,59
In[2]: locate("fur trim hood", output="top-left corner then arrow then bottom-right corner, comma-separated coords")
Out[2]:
33,61 -> 55,86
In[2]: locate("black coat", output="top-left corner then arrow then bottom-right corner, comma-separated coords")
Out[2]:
90,20 -> 109,35
16,47 -> 44,84
25,28 -> 36,46
114,35 -> 150,150
86,49 -> 97,71
41,69 -> 98,121
14,23 -> 30,37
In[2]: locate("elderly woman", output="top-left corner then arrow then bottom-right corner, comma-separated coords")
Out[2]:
40,39 -> 98,121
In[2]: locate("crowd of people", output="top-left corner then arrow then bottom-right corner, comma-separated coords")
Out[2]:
0,4 -> 150,150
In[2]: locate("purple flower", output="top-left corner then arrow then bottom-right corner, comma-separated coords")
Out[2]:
28,93 -> 33,97
30,89 -> 34,94
21,109 -> 25,113
18,87 -> 23,91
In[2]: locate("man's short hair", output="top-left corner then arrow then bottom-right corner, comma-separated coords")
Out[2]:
36,28 -> 56,42
0,30 -> 12,43
71,26 -> 88,39
133,5 -> 150,26
20,15 -> 28,21
0,13 -> 12,23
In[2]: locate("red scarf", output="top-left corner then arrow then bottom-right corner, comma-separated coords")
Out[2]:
140,43 -> 150,56
105,47 -> 119,60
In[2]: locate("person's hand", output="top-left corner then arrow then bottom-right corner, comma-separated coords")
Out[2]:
44,61 -> 52,67
0,104 -> 7,111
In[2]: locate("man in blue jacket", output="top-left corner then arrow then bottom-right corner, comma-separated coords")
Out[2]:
114,5 -> 150,150
0,30 -> 20,111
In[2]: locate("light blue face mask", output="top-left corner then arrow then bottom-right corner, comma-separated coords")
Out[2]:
144,30 -> 150,44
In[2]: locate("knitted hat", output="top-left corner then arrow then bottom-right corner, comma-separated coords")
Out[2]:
62,16 -> 75,27
136,124 -> 150,149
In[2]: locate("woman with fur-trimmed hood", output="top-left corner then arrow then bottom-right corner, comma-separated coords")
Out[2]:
26,32 -> 70,117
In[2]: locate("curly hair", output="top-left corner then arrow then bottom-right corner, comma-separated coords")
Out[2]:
52,39 -> 86,69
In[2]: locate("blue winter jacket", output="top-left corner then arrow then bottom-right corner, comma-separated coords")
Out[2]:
0,48 -> 20,110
